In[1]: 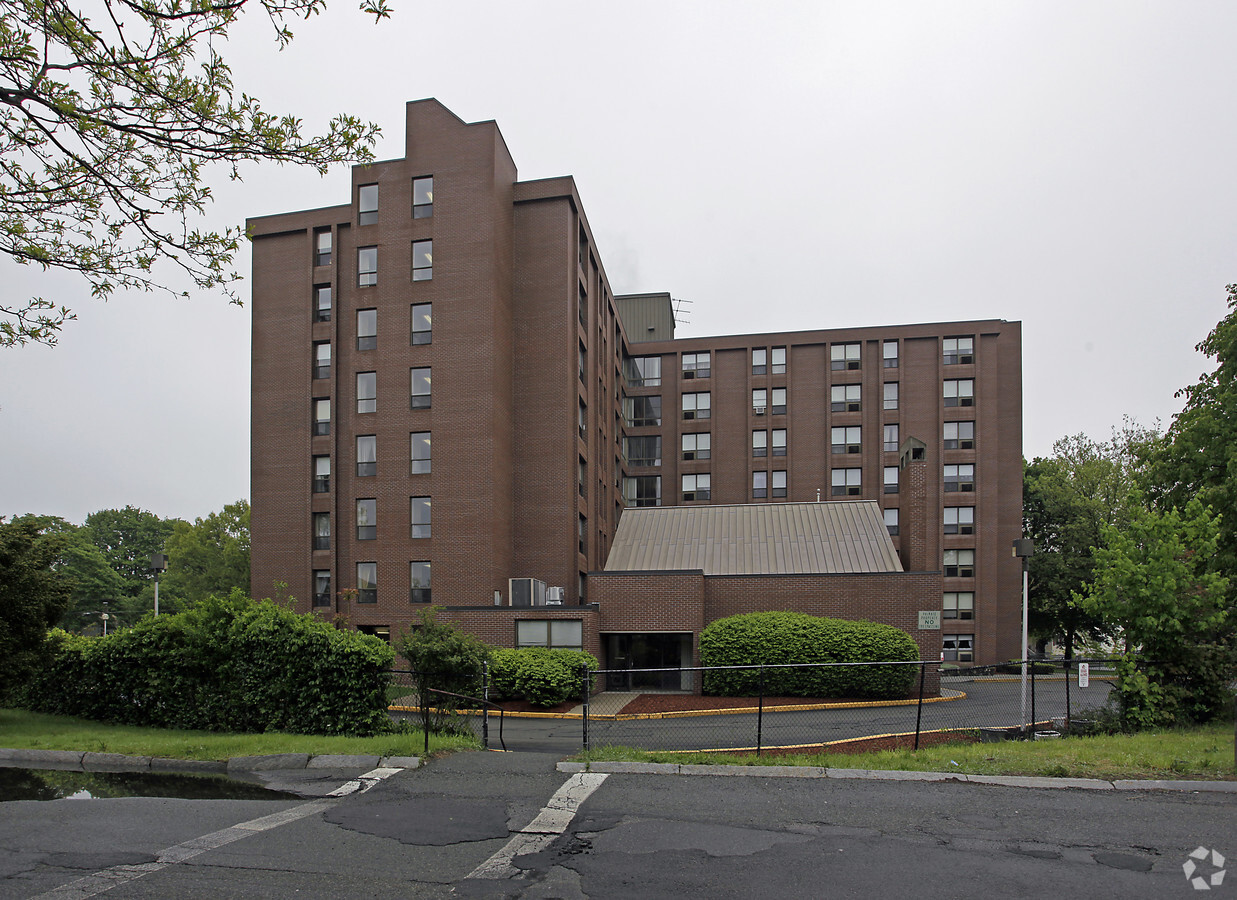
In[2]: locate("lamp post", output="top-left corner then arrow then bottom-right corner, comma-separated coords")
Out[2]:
150,553 -> 168,616
1013,538 -> 1035,734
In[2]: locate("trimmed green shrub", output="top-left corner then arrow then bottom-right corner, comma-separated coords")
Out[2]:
488,647 -> 598,707
17,590 -> 395,735
699,611 -> 919,699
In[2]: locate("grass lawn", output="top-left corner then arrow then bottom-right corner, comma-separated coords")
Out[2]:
0,708 -> 477,761
577,722 -> 1237,781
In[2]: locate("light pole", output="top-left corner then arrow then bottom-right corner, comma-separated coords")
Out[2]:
1013,538 -> 1035,734
150,553 -> 168,616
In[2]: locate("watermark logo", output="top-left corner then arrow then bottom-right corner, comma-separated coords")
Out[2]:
1183,847 -> 1226,891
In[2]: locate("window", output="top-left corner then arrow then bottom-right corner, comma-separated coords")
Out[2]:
356,499 -> 376,540
752,348 -> 767,375
516,620 -> 583,650
578,457 -> 587,497
942,633 -> 973,663
681,433 -> 709,461
752,389 -> 767,415
883,340 -> 898,368
944,507 -> 974,534
772,428 -> 787,457
831,384 -> 861,412
357,309 -> 377,351
313,513 -> 330,550
682,473 -> 711,501
410,367 -> 431,409
832,467 -> 861,496
356,562 -> 377,604
314,228 -> 331,266
314,285 -> 332,322
412,176 -> 433,218
884,508 -> 899,536
313,342 -> 331,380
624,356 -> 661,387
313,398 -> 330,436
410,496 -> 431,539
354,435 -> 377,477
358,183 -> 378,225
358,246 -> 377,287
624,435 -> 663,466
831,343 -> 860,370
883,424 -> 899,452
411,303 -> 432,344
771,387 -> 786,416
356,371 -> 376,414
682,352 -> 710,379
944,592 -> 975,621
752,471 -> 767,499
578,514 -> 587,554
772,470 -> 787,498
410,431 -> 431,474
578,224 -> 588,270
944,421 -> 975,450
943,549 -> 975,578
682,392 -> 711,420
578,283 -> 587,328
412,239 -> 432,281
622,395 -> 661,427
578,341 -> 587,384
943,336 -> 974,365
313,570 -> 331,607
622,475 -> 661,507
884,466 -> 899,494
771,346 -> 786,375
944,379 -> 974,407
410,561 -> 431,603
883,382 -> 898,410
832,426 -> 861,454
313,456 -> 330,493
752,430 -> 767,457
944,464 -> 975,492
578,399 -> 587,438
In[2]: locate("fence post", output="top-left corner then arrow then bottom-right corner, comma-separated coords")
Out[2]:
1030,660 -> 1037,734
1063,658 -> 1071,732
482,659 -> 490,750
914,662 -> 927,751
581,662 -> 590,754
756,665 -> 765,757
422,670 -> 430,757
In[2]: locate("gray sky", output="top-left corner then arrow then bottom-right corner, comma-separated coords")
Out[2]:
2,1 -> 1234,525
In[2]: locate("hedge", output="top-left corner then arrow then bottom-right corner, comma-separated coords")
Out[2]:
699,611 -> 919,699
16,590 -> 395,736
488,648 -> 598,707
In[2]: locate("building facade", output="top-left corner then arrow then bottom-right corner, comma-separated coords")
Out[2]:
249,99 -> 1023,669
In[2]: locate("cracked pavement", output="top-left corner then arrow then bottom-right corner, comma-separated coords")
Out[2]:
1,751 -> 1233,899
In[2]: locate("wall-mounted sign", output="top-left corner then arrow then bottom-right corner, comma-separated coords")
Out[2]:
918,611 -> 941,630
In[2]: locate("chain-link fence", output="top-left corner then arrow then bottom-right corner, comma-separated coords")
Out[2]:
580,658 -> 1119,755
387,668 -> 507,754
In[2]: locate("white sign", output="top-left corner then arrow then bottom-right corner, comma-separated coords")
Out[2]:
918,611 -> 940,630
1078,663 -> 1090,688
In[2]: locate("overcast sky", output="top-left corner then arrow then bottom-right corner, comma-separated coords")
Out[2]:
2,1 -> 1234,525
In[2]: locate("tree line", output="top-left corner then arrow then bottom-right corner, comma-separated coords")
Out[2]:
1024,284 -> 1236,726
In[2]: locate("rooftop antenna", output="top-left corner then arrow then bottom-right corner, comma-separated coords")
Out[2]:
672,296 -> 692,326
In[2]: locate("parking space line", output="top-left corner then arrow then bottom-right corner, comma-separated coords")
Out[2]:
468,772 -> 608,880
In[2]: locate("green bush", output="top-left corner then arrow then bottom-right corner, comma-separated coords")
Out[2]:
699,611 -> 918,699
17,590 -> 395,736
395,608 -> 490,735
488,647 -> 598,707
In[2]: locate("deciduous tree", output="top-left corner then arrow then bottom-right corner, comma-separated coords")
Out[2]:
160,499 -> 250,610
0,0 -> 386,347
0,516 -> 72,687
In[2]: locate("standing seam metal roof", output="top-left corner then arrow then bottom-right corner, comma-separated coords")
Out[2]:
604,501 -> 904,575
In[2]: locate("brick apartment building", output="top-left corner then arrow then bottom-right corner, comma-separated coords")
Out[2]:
249,99 -> 1023,675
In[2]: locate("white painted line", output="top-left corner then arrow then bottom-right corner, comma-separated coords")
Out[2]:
468,772 -> 608,880
30,767 -> 405,899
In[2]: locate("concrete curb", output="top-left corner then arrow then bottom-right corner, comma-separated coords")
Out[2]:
558,761 -> 1237,792
0,748 -> 421,774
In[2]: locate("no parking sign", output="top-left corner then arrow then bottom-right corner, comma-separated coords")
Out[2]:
1078,663 -> 1090,688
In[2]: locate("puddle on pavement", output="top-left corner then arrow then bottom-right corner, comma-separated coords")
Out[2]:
0,767 -> 301,802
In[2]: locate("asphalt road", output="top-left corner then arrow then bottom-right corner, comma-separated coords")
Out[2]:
1,751 -> 1231,899
494,678 -> 1117,753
